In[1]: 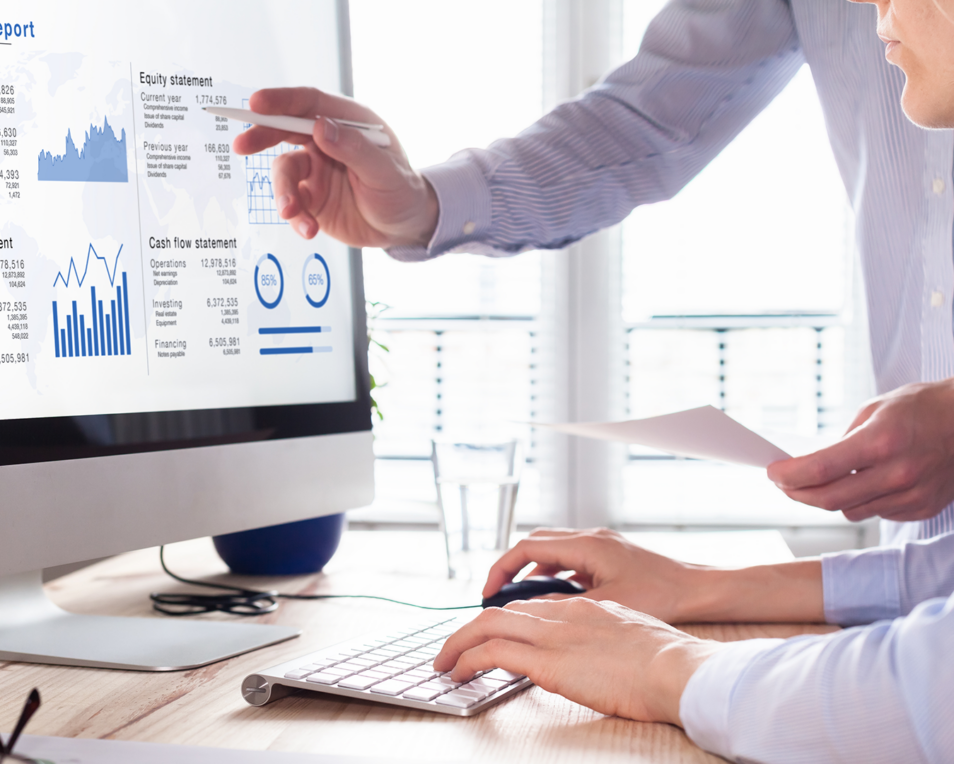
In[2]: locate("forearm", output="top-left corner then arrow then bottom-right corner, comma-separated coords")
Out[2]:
676,560 -> 824,623
391,0 -> 802,261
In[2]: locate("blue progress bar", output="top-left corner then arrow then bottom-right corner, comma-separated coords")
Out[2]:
258,326 -> 331,335
261,346 -> 312,355
260,346 -> 333,356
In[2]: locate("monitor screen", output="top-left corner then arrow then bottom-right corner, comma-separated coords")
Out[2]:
0,0 -> 370,465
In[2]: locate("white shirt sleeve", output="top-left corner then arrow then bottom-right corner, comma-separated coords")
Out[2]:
681,594 -> 954,762
679,534 -> 954,762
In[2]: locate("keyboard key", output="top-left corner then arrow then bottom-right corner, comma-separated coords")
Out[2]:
467,677 -> 507,692
338,673 -> 386,690
419,680 -> 451,693
370,679 -> 417,696
390,640 -> 420,650
336,661 -> 371,673
406,668 -> 439,681
305,672 -> 341,685
346,657 -> 379,668
378,660 -> 412,673
458,682 -> 491,700
405,650 -> 433,661
433,675 -> 462,689
403,686 -> 442,702
483,669 -> 524,685
283,669 -> 312,680
435,690 -> 479,709
322,666 -> 356,678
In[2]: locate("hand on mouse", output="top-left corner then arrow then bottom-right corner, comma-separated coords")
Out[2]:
433,598 -> 724,725
483,528 -> 701,622
232,87 -> 439,249
483,527 -> 825,624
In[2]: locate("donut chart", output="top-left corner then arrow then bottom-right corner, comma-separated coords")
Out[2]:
303,253 -> 330,308
254,253 -> 284,309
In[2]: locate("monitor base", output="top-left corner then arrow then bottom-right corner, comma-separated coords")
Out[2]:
0,571 -> 300,671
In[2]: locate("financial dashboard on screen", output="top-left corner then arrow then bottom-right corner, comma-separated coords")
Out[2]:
0,1 -> 355,422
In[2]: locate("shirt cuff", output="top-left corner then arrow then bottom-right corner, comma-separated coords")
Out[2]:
821,545 -> 902,626
680,639 -> 784,758
386,154 -> 493,262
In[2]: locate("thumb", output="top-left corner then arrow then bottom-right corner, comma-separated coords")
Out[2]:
311,117 -> 405,190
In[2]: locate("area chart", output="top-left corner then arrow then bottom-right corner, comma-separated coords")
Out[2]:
37,117 -> 129,183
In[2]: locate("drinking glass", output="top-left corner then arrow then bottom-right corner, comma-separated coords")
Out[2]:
431,439 -> 521,580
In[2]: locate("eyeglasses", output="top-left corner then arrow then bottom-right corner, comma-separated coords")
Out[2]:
0,688 -> 41,764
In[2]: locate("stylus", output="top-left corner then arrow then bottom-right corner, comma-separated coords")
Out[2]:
203,107 -> 392,147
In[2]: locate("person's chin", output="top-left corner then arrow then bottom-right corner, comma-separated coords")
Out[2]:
900,86 -> 954,129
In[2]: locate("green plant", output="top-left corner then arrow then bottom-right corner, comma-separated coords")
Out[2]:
366,300 -> 390,421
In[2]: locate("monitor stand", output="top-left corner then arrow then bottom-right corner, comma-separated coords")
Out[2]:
0,570 -> 299,671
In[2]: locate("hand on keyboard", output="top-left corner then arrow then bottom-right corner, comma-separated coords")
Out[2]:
433,597 -> 725,726
481,528 -> 703,623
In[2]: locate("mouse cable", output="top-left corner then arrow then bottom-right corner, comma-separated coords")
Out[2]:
150,546 -> 482,617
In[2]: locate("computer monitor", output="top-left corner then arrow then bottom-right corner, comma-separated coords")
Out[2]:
0,0 -> 374,669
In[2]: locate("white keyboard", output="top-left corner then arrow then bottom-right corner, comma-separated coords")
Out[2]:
242,615 -> 531,717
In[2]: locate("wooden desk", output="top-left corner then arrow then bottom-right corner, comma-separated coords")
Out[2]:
4,531 -> 836,763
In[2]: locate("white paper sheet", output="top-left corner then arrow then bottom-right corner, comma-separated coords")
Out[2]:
536,405 -> 792,468
14,734 -> 417,764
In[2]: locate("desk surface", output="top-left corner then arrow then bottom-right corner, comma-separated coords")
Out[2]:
6,531 -> 836,763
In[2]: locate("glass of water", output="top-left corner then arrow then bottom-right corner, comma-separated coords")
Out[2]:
431,439 -> 522,580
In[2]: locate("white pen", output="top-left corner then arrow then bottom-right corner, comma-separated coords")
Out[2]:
202,106 -> 391,148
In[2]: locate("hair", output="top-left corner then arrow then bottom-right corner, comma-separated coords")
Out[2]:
934,0 -> 954,24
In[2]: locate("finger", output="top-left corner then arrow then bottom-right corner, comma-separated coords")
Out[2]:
766,428 -> 876,490
524,563 -> 564,579
234,126 -> 313,155
528,527 -> 579,538
310,118 -> 402,188
781,457 -> 921,513
232,124 -> 311,156
435,608 -> 548,672
482,537 -> 596,598
841,486 -> 944,523
566,572 -> 593,589
270,149 -> 313,220
250,87 -> 383,124
448,639 -> 541,684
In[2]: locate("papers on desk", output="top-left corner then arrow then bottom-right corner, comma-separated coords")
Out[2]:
536,405 -> 792,468
14,734 -> 407,764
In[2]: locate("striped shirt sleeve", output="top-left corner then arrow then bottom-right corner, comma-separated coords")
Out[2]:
388,0 -> 802,262
822,531 -> 954,625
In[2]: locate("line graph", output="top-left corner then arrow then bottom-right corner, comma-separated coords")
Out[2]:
243,98 -> 298,225
52,243 -> 124,288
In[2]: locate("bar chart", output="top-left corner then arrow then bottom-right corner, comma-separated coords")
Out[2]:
51,244 -> 132,359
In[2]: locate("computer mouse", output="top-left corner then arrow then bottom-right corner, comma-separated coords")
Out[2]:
481,576 -> 586,609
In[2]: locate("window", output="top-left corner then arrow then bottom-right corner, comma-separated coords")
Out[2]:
351,0 -> 545,524
350,0 -> 875,548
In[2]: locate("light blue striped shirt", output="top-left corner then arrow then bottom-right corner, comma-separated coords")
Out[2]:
389,0 -> 954,545
387,0 -> 954,759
